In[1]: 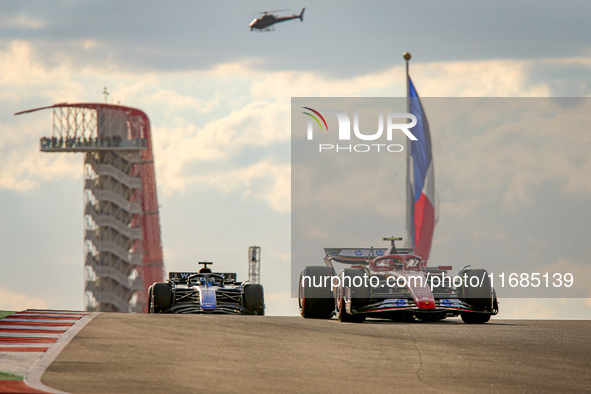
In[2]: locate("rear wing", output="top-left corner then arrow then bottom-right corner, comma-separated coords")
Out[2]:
324,247 -> 415,265
169,272 -> 237,284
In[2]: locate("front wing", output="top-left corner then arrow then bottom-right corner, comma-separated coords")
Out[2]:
165,287 -> 251,315
354,297 -> 495,315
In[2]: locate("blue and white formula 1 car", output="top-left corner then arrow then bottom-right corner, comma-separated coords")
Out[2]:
299,237 -> 498,324
149,262 -> 265,315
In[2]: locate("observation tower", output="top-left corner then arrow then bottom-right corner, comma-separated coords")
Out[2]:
248,246 -> 261,285
16,102 -> 165,312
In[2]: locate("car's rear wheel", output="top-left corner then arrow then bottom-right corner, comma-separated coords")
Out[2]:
299,266 -> 335,319
151,282 -> 173,313
243,284 -> 265,315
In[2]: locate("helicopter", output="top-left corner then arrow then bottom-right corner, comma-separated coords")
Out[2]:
249,8 -> 305,31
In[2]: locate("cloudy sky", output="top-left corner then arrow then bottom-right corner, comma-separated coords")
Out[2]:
1,1 -> 590,318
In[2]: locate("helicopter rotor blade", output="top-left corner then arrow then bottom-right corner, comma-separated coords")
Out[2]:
254,8 -> 289,14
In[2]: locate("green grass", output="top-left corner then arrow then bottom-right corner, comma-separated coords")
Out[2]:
0,371 -> 23,381
0,311 -> 16,319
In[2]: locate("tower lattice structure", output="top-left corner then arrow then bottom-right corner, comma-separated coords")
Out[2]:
16,103 -> 165,312
248,246 -> 261,285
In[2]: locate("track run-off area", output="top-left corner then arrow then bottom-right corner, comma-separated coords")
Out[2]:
15,313 -> 586,393
0,310 -> 96,393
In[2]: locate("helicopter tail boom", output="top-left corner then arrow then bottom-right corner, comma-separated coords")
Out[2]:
299,7 -> 305,21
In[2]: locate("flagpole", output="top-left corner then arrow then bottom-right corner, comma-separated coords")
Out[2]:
403,52 -> 412,250
404,52 -> 411,103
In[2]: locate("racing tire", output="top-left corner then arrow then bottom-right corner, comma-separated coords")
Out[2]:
152,282 -> 173,313
461,312 -> 491,324
243,284 -> 265,315
492,289 -> 499,314
299,266 -> 335,319
148,286 -> 154,313
460,269 -> 493,311
336,296 -> 366,323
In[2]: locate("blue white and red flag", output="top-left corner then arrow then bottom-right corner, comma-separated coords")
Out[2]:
406,77 -> 437,260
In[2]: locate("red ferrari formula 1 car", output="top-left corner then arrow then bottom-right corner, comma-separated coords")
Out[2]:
298,237 -> 498,323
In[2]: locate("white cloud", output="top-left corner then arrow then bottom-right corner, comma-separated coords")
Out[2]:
250,58 -> 561,100
196,159 -> 291,212
251,67 -> 402,99
0,117 -> 83,192
153,100 -> 291,210
4,41 -> 590,200
0,148 -> 82,192
3,54 -> 591,223
145,89 -> 221,114
0,287 -> 49,311
412,60 -> 551,97
0,41 -> 83,97
0,14 -> 46,30
434,98 -> 591,219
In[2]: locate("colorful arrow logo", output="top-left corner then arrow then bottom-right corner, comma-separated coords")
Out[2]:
302,107 -> 328,131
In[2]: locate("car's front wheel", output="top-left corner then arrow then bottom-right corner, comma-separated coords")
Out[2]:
461,312 -> 491,324
148,286 -> 154,312
459,268 -> 493,311
151,282 -> 173,313
243,284 -> 265,315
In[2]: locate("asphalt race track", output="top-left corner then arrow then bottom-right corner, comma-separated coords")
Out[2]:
42,315 -> 590,393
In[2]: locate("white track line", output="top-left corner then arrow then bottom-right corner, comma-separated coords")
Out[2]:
1,319 -> 78,323
24,312 -> 99,394
25,310 -> 87,313
10,314 -> 85,318
0,333 -> 63,338
0,326 -> 67,331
